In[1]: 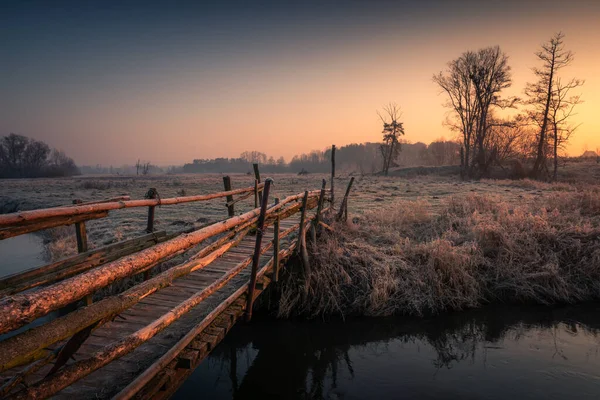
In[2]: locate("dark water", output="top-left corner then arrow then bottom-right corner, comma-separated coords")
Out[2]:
174,304 -> 600,400
0,233 -> 60,341
0,233 -> 45,278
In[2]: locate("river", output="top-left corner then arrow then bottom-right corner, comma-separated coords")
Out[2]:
174,304 -> 600,399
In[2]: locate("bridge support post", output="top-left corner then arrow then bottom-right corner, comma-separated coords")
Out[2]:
245,178 -> 273,322
223,176 -> 235,217
272,198 -> 280,283
254,179 -> 259,209
146,189 -> 158,233
253,163 -> 262,205
330,144 -> 336,208
73,199 -> 92,305
298,191 -> 311,286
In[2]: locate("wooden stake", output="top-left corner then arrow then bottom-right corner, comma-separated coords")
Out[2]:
314,179 -> 327,233
145,189 -> 157,233
72,200 -> 92,306
298,191 -> 311,283
331,144 -> 336,207
223,176 -> 234,217
254,179 -> 259,209
245,178 -> 272,321
298,191 -> 309,253
337,177 -> 355,221
253,163 -> 262,205
272,198 -> 280,283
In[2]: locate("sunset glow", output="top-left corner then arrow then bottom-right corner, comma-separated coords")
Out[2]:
2,0 -> 599,165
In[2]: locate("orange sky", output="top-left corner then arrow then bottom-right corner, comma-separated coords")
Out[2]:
3,1 -> 599,165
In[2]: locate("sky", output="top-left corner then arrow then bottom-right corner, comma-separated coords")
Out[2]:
1,0 -> 599,166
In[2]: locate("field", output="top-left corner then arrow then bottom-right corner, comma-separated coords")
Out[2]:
2,161 -> 600,316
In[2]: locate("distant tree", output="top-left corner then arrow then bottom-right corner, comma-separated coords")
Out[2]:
378,103 -> 405,176
526,32 -> 582,179
0,134 -> 78,178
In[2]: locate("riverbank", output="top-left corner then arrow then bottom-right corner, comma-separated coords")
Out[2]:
278,190 -> 600,317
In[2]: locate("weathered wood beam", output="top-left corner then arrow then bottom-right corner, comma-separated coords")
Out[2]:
0,211 -> 108,240
0,184 -> 265,228
0,232 -> 170,295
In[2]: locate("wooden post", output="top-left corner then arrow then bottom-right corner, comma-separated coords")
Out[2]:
146,189 -> 157,233
298,191 -> 311,290
245,178 -> 272,322
254,179 -> 259,209
253,163 -> 262,205
298,190 -> 311,256
314,179 -> 327,227
330,145 -> 336,208
73,200 -> 92,305
311,180 -> 326,244
223,176 -> 235,217
272,198 -> 280,283
337,177 -> 355,221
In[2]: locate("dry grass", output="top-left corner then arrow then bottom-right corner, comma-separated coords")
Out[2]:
277,190 -> 600,318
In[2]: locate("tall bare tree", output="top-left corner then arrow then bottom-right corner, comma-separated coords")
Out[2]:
377,103 -> 405,176
548,77 -> 584,180
434,46 -> 513,178
526,32 -> 580,179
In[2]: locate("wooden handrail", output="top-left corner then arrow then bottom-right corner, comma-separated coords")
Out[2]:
0,183 -> 265,228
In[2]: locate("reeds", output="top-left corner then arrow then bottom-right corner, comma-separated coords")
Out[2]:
278,191 -> 600,318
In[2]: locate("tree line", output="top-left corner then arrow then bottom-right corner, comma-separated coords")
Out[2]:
0,134 -> 80,179
176,140 -> 460,175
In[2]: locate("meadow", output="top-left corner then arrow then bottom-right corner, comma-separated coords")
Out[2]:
2,160 -> 600,317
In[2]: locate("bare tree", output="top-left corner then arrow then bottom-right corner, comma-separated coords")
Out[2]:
434,46 -> 514,178
136,159 -> 141,175
526,32 -> 579,179
377,103 -> 405,176
548,77 -> 584,180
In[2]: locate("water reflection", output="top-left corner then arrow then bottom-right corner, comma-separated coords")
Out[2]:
175,304 -> 600,399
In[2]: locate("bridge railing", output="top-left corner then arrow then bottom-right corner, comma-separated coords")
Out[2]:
0,178 -> 332,399
0,177 -> 266,299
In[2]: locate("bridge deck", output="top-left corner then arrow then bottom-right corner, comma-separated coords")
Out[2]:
3,218 -> 299,399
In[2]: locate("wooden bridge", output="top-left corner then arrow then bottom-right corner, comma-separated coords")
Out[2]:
0,162 -> 354,399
